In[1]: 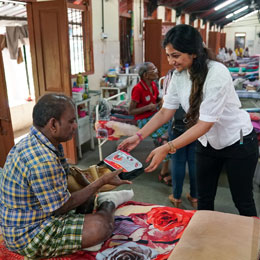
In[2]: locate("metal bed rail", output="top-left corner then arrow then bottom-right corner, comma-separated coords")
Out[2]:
95,92 -> 127,161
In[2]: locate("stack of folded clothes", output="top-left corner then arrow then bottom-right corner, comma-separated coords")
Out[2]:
110,102 -> 136,125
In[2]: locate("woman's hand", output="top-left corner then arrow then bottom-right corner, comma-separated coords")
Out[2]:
144,144 -> 170,172
117,134 -> 141,152
101,168 -> 132,186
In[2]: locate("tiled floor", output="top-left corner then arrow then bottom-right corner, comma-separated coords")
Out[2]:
76,137 -> 260,216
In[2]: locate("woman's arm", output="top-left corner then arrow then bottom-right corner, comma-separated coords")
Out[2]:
171,120 -> 214,149
145,120 -> 214,172
118,107 -> 175,152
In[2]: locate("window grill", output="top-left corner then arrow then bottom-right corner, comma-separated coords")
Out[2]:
68,7 -> 85,75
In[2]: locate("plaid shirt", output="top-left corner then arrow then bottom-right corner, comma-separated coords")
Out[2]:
0,126 -> 71,251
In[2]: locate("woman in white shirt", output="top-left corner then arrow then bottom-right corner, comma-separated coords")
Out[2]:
118,24 -> 258,217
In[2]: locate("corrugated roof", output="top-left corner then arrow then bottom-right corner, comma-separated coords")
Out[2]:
0,0 -> 26,21
149,0 -> 260,28
1,0 -> 259,28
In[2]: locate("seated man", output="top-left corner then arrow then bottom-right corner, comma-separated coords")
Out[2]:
235,45 -> 243,58
224,49 -> 237,67
0,93 -> 133,259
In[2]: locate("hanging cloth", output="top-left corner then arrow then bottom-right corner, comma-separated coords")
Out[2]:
0,34 -> 23,64
0,34 -> 7,51
5,25 -> 28,60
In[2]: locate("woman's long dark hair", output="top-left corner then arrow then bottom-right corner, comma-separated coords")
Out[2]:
163,24 -> 216,128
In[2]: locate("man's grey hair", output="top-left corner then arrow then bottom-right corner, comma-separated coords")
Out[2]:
137,62 -> 153,78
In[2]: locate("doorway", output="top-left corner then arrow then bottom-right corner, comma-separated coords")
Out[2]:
0,1 -> 35,144
119,16 -> 132,66
235,32 -> 246,49
119,0 -> 134,67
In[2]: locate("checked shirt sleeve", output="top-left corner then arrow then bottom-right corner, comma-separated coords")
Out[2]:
29,161 -> 70,213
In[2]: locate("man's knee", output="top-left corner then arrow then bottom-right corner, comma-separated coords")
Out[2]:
95,212 -> 115,236
81,211 -> 114,248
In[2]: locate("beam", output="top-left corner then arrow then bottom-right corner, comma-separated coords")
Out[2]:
199,0 -> 228,18
202,0 -> 245,21
211,4 -> 251,23
218,8 -> 254,26
177,0 -> 196,10
0,15 -> 26,20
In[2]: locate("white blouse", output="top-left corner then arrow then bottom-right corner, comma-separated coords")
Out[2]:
163,60 -> 253,149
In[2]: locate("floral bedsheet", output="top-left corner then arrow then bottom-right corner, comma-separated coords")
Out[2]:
0,201 -> 195,260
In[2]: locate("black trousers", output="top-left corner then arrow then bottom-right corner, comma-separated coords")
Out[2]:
196,130 -> 259,216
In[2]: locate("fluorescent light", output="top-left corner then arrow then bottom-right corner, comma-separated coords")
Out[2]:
240,9 -> 257,18
215,0 -> 236,11
234,10 -> 258,22
226,13 -> 233,18
234,5 -> 248,14
235,33 -> 246,36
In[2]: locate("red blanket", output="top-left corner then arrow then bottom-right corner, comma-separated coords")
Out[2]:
0,201 -> 195,260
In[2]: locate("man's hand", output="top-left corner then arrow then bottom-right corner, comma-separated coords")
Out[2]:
55,169 -> 131,215
100,168 -> 132,186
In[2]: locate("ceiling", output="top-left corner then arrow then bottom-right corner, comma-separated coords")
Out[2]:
148,0 -> 260,28
0,0 -> 27,24
0,0 -> 260,28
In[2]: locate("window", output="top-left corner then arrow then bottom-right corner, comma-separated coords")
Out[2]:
67,2 -> 94,76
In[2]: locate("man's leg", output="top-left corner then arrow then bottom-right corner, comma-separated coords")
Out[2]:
81,201 -> 116,248
81,189 -> 134,248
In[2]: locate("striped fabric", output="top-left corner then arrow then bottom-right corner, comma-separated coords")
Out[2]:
236,90 -> 260,100
0,126 -> 71,252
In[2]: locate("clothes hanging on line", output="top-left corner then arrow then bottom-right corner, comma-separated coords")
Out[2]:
5,25 -> 28,60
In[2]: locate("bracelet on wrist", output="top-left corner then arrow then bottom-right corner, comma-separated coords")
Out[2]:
136,132 -> 143,141
167,141 -> 177,154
